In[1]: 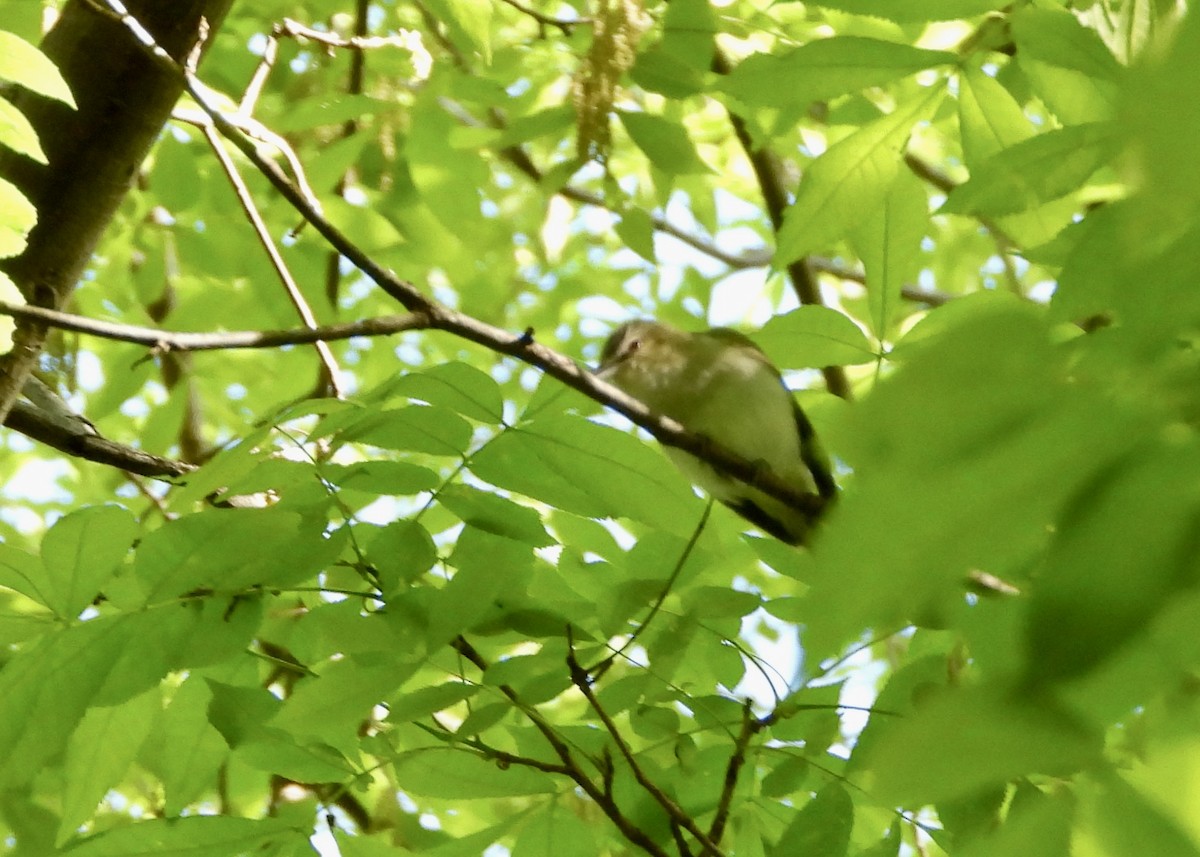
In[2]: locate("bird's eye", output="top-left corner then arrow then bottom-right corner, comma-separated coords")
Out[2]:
627,338 -> 641,354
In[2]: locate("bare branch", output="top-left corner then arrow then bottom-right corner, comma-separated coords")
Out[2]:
497,0 -> 585,34
711,47 -> 852,401
452,637 -> 675,857
709,701 -> 758,845
277,17 -> 426,50
5,399 -> 194,478
87,0 -> 833,526
567,638 -> 727,857
197,122 -> 344,395
0,301 -> 429,352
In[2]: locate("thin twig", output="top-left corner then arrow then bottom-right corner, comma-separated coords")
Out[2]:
567,635 -> 728,857
198,123 -> 344,396
452,637 -> 675,857
589,500 -> 711,677
497,0 -> 585,34
88,0 -> 834,529
279,17 -> 423,51
0,300 -> 429,351
711,47 -> 852,401
709,700 -> 758,844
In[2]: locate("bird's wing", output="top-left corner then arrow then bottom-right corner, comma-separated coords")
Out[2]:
703,329 -> 838,501
791,398 -> 838,500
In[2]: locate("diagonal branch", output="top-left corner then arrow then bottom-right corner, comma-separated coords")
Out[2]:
452,636 -> 675,857
5,398 -> 194,478
196,121 -> 344,396
87,0 -> 832,526
708,700 -> 760,844
0,301 -> 429,351
567,637 -> 727,857
711,47 -> 852,401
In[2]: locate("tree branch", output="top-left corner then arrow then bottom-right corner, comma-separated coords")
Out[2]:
4,398 -> 194,478
708,701 -> 758,845
567,638 -> 727,857
452,637 -> 675,857
86,1 -> 832,526
0,0 -> 233,425
711,47 -> 852,402
196,121 -> 344,395
0,301 -> 429,351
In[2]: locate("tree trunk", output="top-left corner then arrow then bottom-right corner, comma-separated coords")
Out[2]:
0,0 -> 234,423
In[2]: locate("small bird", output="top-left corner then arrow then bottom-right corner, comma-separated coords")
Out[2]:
597,320 -> 836,545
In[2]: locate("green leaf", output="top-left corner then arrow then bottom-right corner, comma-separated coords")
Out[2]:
271,656 -> 418,749
393,747 -> 557,798
618,111 -> 711,176
206,680 -> 281,747
775,85 -> 945,264
439,484 -> 555,546
421,0 -> 492,61
800,0 -> 1006,22
939,786 -> 1070,857
770,783 -> 853,857
60,815 -> 302,856
631,49 -> 706,99
0,540 -> 48,606
682,586 -> 760,619
323,196 -> 406,253
237,732 -> 359,781
427,526 -> 535,644
325,460 -> 440,495
849,170 -> 927,338
0,97 -> 45,163
1011,7 -> 1121,124
151,677 -> 228,815
387,361 -> 505,423
757,305 -> 876,368
456,701 -> 512,737
366,519 -> 439,593
1121,5 -> 1200,234
957,64 -> 1035,171
0,605 -> 254,788
40,505 -> 137,619
469,416 -> 702,534
721,38 -> 956,108
133,508 -> 342,603
941,122 -> 1119,217
862,689 -> 1099,806
802,304 -> 1143,658
59,688 -> 161,846
0,175 -> 36,258
0,31 -> 75,106
342,404 -> 474,456
408,97 -> 491,235
1087,775 -> 1200,857
512,802 -> 599,857
387,680 -> 480,723
1025,444 -> 1200,684
615,207 -> 656,263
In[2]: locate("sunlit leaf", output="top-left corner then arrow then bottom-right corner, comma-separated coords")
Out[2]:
775,86 -> 945,264
393,748 -> 557,798
757,305 -> 876,367
721,37 -> 955,108
0,31 -> 75,106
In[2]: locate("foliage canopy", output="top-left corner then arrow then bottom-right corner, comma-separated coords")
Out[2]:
2,0 -> 1200,855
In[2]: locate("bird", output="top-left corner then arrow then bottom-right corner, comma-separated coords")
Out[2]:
597,319 -> 836,545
